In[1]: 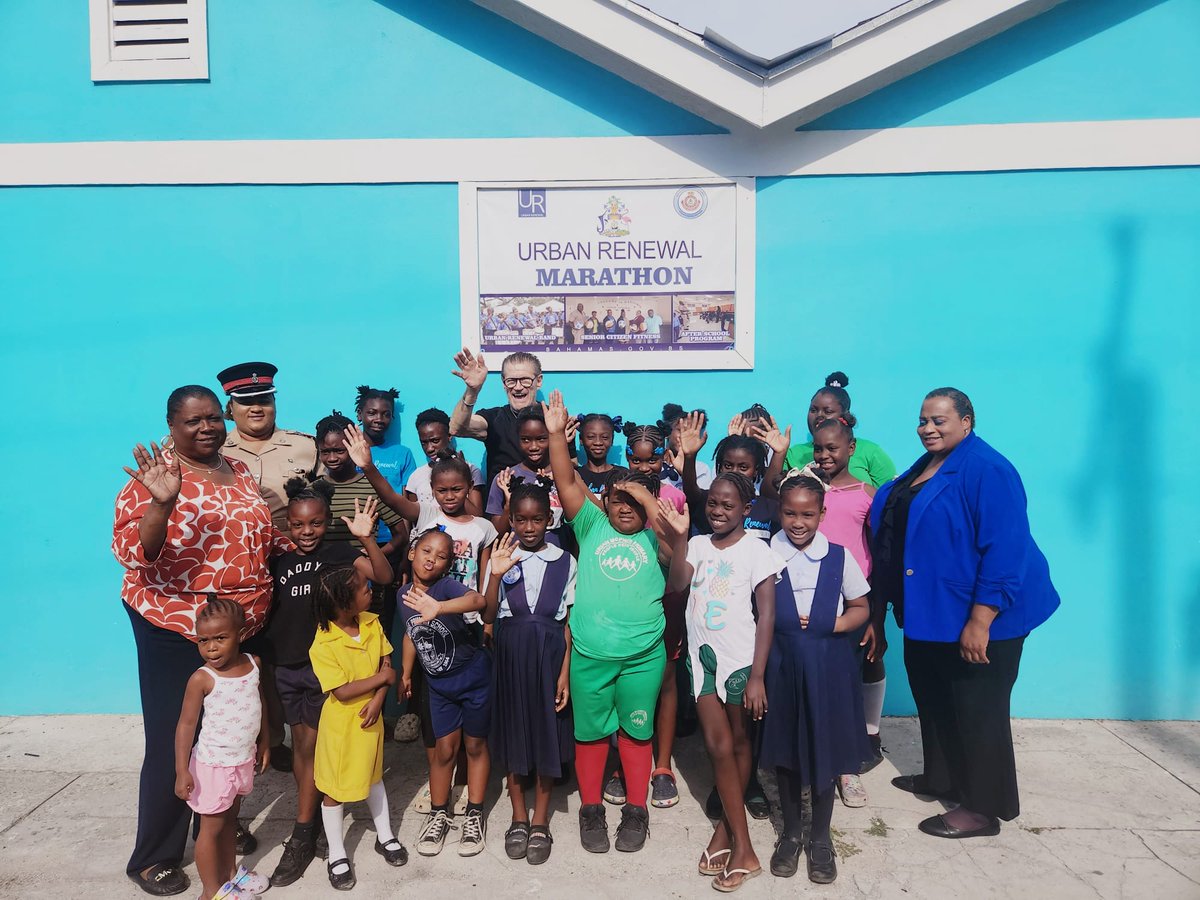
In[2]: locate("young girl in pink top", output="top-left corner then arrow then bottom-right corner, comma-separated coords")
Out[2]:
810,415 -> 886,806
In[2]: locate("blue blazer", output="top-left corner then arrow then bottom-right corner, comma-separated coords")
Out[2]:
869,432 -> 1059,642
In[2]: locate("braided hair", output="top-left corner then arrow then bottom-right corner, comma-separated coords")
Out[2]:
355,386 -> 401,417
196,594 -> 245,632
313,566 -> 360,631
510,479 -> 552,516
710,472 -> 756,504
812,411 -> 858,441
622,420 -> 665,454
430,454 -> 472,484
713,434 -> 768,479
778,463 -> 829,507
314,409 -> 353,447
609,470 -> 661,499
578,413 -> 624,434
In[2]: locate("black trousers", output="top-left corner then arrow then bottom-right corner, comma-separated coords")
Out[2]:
903,635 -> 1025,821
125,603 -> 202,874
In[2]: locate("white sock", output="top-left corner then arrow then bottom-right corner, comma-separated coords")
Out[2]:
321,804 -> 349,873
367,781 -> 397,844
862,678 -> 886,736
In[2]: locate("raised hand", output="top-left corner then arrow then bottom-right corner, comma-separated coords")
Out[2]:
658,498 -> 690,541
341,424 -> 374,468
124,442 -> 182,505
728,413 -> 747,437
496,467 -> 513,500
750,414 -> 792,455
676,411 -> 707,458
542,389 -> 570,436
342,497 -> 379,541
451,347 -> 489,391
564,414 -> 579,445
403,585 -> 441,624
489,531 -> 521,577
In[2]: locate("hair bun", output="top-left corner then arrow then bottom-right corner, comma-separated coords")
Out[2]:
825,371 -> 849,389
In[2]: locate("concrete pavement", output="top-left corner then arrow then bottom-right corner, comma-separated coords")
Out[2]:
1,716 -> 1198,899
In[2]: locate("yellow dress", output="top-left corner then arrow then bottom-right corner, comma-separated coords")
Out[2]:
309,612 -> 393,802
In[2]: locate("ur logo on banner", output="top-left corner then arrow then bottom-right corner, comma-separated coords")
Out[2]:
518,189 -> 546,217
596,195 -> 631,236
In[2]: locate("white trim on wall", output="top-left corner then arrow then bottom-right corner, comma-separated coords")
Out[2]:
0,119 -> 1197,187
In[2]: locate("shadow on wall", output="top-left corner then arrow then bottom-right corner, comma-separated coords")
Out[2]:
804,0 -> 1170,129
1072,222 -> 1160,720
369,0 -> 723,136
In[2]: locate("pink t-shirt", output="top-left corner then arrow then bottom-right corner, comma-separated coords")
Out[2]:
819,481 -> 873,578
659,481 -> 687,514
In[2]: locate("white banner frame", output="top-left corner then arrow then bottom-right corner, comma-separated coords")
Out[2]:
459,177 -> 756,372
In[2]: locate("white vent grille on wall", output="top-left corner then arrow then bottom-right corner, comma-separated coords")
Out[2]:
89,0 -> 209,82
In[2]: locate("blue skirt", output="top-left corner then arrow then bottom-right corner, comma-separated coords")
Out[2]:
489,615 -> 575,777
758,630 -> 871,788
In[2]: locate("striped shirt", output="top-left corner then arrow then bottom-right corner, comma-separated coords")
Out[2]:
315,473 -> 406,544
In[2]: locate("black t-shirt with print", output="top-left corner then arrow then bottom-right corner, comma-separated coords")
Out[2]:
266,543 -> 363,666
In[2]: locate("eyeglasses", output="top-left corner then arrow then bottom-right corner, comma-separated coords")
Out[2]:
503,376 -> 536,388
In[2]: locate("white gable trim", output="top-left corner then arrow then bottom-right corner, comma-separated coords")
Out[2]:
0,119 -> 1196,186
470,0 -> 1065,130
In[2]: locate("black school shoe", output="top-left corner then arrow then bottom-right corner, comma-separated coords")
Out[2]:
127,864 -> 189,896
327,858 -> 356,891
614,804 -> 649,852
806,839 -> 838,884
579,803 -> 610,853
375,837 -> 409,866
270,836 -> 316,886
860,733 -> 885,774
270,743 -> 294,773
744,780 -> 771,820
526,825 -> 553,865
234,822 -> 257,855
770,836 -> 804,878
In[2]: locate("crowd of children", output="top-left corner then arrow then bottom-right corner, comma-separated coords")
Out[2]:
169,359 -> 896,897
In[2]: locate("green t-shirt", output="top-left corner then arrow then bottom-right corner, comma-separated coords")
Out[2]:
568,500 -> 666,660
784,436 -> 897,488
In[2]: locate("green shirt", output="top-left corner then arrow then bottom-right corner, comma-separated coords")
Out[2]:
784,436 -> 897,488
567,501 -> 666,660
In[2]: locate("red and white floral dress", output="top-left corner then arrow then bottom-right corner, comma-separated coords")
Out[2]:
113,453 -> 292,639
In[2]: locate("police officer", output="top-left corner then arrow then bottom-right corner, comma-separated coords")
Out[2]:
216,361 -> 317,775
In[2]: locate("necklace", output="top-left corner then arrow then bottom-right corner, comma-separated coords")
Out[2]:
177,453 -> 225,475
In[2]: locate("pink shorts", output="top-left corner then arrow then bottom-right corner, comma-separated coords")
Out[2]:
186,752 -> 254,816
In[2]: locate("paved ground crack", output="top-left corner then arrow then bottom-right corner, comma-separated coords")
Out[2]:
1098,721 -> 1200,798
0,773 -> 82,836
1133,830 -> 1200,888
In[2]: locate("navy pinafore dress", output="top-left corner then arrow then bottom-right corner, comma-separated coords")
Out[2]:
759,542 -> 871,788
489,554 -> 575,777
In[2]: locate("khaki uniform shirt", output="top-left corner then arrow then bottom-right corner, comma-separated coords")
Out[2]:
223,428 -> 318,529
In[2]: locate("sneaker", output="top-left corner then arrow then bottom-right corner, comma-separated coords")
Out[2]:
614,804 -> 649,852
410,783 -> 432,814
417,809 -> 452,857
860,732 -> 885,773
394,713 -> 421,742
603,772 -> 626,805
234,822 -> 257,855
375,837 -> 409,866
578,803 -> 610,853
270,836 -> 316,886
458,808 -> 486,857
838,774 -> 868,808
704,786 -> 723,820
650,771 -> 679,809
806,839 -> 838,884
212,882 -> 256,899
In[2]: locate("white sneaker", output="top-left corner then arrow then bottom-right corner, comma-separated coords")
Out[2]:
417,809 -> 452,857
410,782 -> 432,814
838,774 -> 868,808
458,808 -> 486,857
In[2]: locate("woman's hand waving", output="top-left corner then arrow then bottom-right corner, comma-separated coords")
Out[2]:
125,442 -> 182,505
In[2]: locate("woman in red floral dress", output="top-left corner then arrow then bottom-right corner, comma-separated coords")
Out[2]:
114,385 -> 290,897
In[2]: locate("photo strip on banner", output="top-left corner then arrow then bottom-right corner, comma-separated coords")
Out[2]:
460,179 -> 756,371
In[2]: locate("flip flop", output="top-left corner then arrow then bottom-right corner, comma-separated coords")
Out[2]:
698,847 -> 732,876
712,867 -> 763,893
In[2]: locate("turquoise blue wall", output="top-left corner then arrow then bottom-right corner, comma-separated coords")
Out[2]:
0,0 -> 1197,718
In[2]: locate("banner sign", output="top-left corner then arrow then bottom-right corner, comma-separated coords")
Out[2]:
461,180 -> 755,371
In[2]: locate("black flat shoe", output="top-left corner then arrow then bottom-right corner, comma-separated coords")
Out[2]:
918,814 -> 1001,839
704,786 -> 723,820
127,864 -> 189,896
806,839 -> 838,884
505,821 -> 530,860
327,858 -> 356,891
526,825 -> 553,865
769,835 -> 804,878
234,822 -> 257,855
860,733 -> 885,773
375,837 -> 409,866
270,836 -> 316,886
891,774 -> 957,801
744,783 -> 771,820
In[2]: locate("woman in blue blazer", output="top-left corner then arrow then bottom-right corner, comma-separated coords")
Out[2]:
870,388 -> 1059,839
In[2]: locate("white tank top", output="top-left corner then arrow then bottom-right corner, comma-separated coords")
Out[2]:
194,656 -> 261,767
